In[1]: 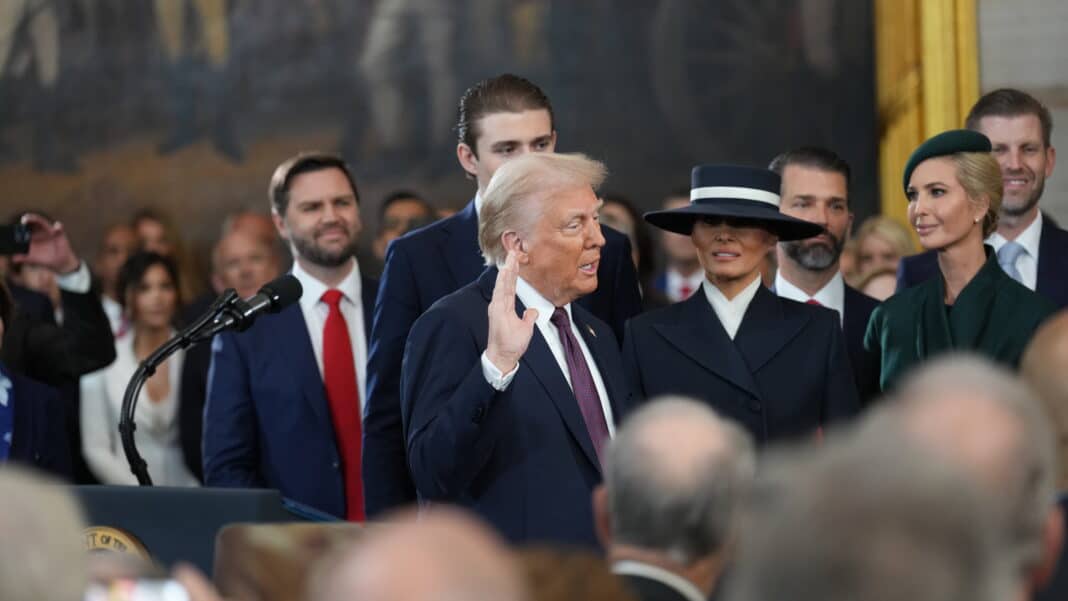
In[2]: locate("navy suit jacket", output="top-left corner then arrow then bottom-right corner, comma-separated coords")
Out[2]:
622,286 -> 860,444
401,268 -> 636,547
843,285 -> 881,406
364,199 -> 642,516
1034,494 -> 1068,601
202,274 -> 376,518
897,217 -> 1068,308
6,370 -> 72,479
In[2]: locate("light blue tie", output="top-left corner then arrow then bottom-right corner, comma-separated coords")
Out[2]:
997,241 -> 1026,284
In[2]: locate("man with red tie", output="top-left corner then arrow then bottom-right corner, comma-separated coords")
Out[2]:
401,152 -> 636,546
204,152 -> 376,520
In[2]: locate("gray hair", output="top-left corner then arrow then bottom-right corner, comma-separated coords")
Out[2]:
725,427 -> 1013,601
478,152 -> 607,266
603,396 -> 755,565
888,354 -> 1059,577
0,468 -> 88,601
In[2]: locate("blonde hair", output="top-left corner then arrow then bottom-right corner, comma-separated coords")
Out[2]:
951,152 -> 1003,238
478,153 -> 607,266
855,216 -> 916,258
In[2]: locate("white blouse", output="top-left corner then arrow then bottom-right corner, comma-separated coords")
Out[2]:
80,334 -> 199,487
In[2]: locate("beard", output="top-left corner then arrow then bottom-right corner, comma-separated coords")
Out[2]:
782,233 -> 844,271
1002,177 -> 1045,218
290,227 -> 358,267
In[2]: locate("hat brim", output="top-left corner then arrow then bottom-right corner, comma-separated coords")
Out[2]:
643,201 -> 824,241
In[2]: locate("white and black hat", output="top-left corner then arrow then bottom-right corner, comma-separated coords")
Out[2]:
644,165 -> 824,241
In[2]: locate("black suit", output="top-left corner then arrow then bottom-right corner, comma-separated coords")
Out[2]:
842,285 -> 881,405
6,369 -> 72,479
620,574 -> 697,601
1034,494 -> 1068,601
897,217 -> 1068,308
623,286 -> 860,444
364,200 -> 642,516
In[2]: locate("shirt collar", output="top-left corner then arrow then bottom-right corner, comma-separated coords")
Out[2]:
703,273 -> 762,314
612,560 -> 707,601
775,271 -> 845,316
515,276 -> 571,330
474,190 -> 484,217
292,257 -> 362,309
988,211 -> 1042,257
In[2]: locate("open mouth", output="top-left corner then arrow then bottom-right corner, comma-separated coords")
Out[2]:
1003,177 -> 1031,189
712,251 -> 740,260
579,260 -> 599,275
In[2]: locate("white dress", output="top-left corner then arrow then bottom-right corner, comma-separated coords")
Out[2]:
80,334 -> 199,487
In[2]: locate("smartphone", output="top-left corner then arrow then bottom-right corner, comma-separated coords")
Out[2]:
0,223 -> 30,255
84,579 -> 190,601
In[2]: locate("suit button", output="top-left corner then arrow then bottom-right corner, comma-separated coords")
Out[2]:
332,461 -> 340,470
748,400 -> 762,413
472,405 -> 486,424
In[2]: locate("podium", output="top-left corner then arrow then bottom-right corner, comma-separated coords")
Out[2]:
72,486 -> 334,573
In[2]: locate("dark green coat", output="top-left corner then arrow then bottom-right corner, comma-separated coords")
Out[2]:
865,248 -> 1056,391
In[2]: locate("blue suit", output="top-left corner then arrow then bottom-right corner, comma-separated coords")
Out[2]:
202,275 -> 377,518
6,369 -> 72,479
896,217 -> 1068,308
401,268 -> 636,547
364,199 -> 642,516
622,286 -> 860,444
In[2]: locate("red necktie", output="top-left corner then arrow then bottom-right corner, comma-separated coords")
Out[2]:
806,299 -> 822,306
678,285 -> 693,301
321,290 -> 365,521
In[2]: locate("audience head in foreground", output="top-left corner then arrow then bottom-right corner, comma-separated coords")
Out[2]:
1022,310 -> 1068,490
310,508 -> 526,601
884,354 -> 1063,599
726,425 -> 1013,601
595,396 -> 755,600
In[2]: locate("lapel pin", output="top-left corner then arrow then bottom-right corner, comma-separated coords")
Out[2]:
586,324 -> 596,337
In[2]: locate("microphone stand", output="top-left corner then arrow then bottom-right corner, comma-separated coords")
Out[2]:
119,289 -> 241,486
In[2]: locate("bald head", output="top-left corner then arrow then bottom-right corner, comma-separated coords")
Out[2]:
888,355 -> 1058,582
602,397 -> 755,565
312,509 -> 526,601
212,229 -> 282,298
1022,310 -> 1068,489
225,210 -> 278,245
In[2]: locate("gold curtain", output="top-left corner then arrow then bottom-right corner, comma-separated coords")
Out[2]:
875,0 -> 979,223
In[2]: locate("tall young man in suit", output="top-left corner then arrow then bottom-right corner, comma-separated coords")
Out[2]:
204,152 -> 377,520
364,74 -> 642,517
595,398 -> 755,601
897,88 -> 1068,308
402,152 -> 635,546
770,147 -> 881,405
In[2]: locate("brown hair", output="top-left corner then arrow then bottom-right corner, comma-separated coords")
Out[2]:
268,151 -> 360,215
456,74 -> 554,154
965,88 -> 1053,147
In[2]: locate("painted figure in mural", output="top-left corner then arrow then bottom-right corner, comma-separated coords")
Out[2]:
0,0 -> 76,171
154,0 -> 242,162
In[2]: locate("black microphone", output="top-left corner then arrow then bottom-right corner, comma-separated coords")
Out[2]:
202,275 -> 303,337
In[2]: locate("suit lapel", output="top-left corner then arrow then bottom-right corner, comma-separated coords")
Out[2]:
734,286 -> 811,372
651,293 -> 761,399
443,202 -> 486,289
1036,219 -> 1066,301
275,306 -> 331,425
360,274 -> 377,340
572,307 -> 628,421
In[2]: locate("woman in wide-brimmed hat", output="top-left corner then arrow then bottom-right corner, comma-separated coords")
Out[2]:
864,130 -> 1056,391
622,165 -> 861,445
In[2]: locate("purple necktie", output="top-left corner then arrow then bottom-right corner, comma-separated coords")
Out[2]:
550,307 -> 610,463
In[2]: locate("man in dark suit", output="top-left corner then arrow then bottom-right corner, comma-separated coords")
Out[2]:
625,166 -> 860,445
365,73 -> 642,517
898,88 -> 1068,308
594,397 -> 754,601
402,152 -> 635,547
769,147 -> 881,405
204,152 -> 376,520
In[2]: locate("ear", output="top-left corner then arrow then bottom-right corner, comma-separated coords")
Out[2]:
592,485 -> 612,549
271,209 -> 290,242
457,143 -> 478,179
501,231 -> 528,263
1046,145 -> 1057,178
1030,505 -> 1064,591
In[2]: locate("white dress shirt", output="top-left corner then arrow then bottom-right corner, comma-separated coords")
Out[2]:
988,211 -> 1042,291
291,258 -> 369,406
665,267 -> 706,302
612,560 -> 707,601
774,271 -> 845,327
80,334 -> 198,487
702,274 -> 762,340
481,276 -> 616,436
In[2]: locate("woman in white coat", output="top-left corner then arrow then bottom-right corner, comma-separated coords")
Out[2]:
80,251 -> 198,486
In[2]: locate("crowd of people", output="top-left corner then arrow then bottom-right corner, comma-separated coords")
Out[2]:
1,74 -> 1067,601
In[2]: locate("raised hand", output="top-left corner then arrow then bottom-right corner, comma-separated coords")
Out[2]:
486,251 -> 538,374
12,213 -> 80,274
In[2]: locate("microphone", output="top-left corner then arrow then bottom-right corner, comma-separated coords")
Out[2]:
202,275 -> 303,337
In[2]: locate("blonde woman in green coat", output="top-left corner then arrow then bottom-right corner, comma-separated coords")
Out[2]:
865,130 -> 1056,391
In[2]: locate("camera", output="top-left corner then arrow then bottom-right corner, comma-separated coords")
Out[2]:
0,224 -> 30,255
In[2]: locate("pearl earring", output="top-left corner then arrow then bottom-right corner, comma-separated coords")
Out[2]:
974,217 -> 980,224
